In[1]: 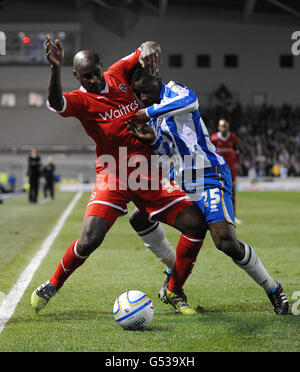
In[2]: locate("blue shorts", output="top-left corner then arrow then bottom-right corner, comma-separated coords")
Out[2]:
193,164 -> 235,226
171,163 -> 235,225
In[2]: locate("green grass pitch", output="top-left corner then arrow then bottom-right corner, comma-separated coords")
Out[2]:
0,191 -> 299,352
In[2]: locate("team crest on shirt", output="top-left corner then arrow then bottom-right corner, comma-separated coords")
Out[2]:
118,83 -> 128,92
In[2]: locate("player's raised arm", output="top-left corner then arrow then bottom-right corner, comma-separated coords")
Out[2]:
139,41 -> 161,75
109,41 -> 162,79
46,34 -> 64,112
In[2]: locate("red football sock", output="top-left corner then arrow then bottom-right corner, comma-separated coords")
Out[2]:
50,239 -> 88,289
168,234 -> 203,292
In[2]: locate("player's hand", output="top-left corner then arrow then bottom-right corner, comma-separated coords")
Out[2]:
46,34 -> 63,69
133,109 -> 149,123
127,119 -> 156,145
139,41 -> 162,75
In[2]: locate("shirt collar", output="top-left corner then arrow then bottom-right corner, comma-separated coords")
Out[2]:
80,81 -> 109,94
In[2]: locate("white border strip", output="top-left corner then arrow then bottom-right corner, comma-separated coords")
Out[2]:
87,200 -> 128,215
0,191 -> 83,334
148,196 -> 188,221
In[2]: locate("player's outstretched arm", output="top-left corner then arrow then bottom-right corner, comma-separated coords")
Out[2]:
146,84 -> 198,119
46,34 -> 64,112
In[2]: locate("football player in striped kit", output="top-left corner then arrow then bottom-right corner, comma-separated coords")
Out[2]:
127,66 -> 289,315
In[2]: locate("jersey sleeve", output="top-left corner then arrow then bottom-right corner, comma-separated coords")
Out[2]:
47,91 -> 84,118
146,82 -> 199,119
107,48 -> 141,80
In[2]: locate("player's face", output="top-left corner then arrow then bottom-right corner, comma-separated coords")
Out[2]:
131,77 -> 162,107
74,63 -> 105,93
218,120 -> 229,134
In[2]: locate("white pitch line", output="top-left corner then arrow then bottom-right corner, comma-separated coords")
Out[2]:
0,191 -> 83,334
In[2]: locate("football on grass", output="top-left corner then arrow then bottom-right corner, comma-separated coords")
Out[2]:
113,290 -> 154,330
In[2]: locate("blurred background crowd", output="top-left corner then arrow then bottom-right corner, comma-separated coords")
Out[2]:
204,103 -> 300,178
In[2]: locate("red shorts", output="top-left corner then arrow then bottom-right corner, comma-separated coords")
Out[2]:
84,178 -> 193,230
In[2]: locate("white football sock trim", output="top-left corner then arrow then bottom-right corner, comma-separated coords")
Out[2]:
73,240 -> 89,259
182,235 -> 203,243
138,222 -> 160,236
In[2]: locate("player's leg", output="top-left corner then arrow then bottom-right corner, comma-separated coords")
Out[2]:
153,202 -> 208,315
134,182 -> 207,314
129,207 -> 176,271
201,161 -> 288,314
31,214 -> 116,313
166,204 -> 207,290
130,203 -> 208,303
209,221 -> 244,260
130,208 -> 176,304
31,187 -> 125,312
130,201 -> 207,268
49,215 -> 110,289
209,220 -> 289,315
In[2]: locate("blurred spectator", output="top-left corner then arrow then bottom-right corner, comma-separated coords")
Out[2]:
43,156 -> 56,200
8,174 -> 16,192
27,148 -> 41,203
203,103 -> 300,178
272,163 -> 280,177
0,171 -> 8,204
0,171 -> 8,190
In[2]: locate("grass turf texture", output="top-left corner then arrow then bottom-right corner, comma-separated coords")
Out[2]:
0,191 -> 299,352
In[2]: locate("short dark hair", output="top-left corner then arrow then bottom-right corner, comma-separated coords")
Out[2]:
130,64 -> 159,84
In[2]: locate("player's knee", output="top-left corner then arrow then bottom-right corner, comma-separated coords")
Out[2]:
78,222 -> 106,256
129,208 -> 153,232
175,206 -> 207,239
214,235 -> 240,258
78,232 -> 104,256
78,216 -> 108,256
183,217 -> 203,237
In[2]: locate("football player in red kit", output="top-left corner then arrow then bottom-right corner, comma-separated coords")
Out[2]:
31,35 -> 207,315
211,119 -> 242,223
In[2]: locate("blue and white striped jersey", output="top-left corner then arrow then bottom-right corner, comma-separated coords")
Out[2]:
146,81 -> 225,175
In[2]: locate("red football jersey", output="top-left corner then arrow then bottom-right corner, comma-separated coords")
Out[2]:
51,48 -> 152,174
210,132 -> 240,170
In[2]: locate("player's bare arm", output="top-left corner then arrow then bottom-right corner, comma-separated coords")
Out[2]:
46,34 -> 64,112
